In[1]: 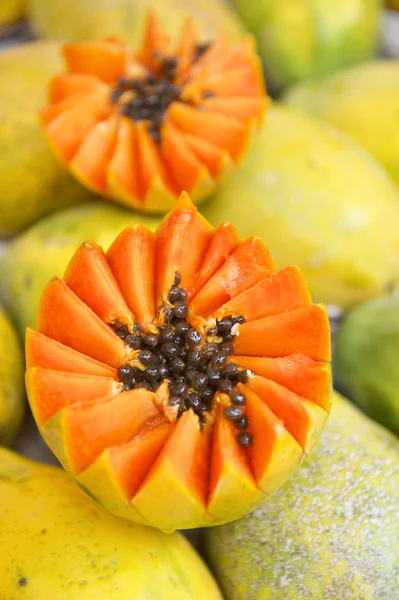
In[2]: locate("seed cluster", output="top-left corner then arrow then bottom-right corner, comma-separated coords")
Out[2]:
111,272 -> 253,448
110,43 -> 213,143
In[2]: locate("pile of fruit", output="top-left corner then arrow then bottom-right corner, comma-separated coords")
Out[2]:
1,1 -> 398,598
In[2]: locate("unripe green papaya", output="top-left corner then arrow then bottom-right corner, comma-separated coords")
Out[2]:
335,294 -> 399,436
0,202 -> 159,338
284,60 -> 399,188
202,392 -> 399,599
202,104 -> 399,309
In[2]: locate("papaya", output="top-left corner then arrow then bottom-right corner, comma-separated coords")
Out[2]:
25,191 -> 331,532
0,202 -> 159,339
232,0 -> 381,92
334,295 -> 399,436
0,42 -> 94,239
0,306 -> 25,446
202,104 -> 399,309
202,391 -> 399,599
0,0 -> 25,26
39,15 -> 267,214
27,0 -> 245,44
285,61 -> 399,188
0,448 -> 222,599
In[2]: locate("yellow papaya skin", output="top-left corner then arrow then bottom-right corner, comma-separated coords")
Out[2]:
202,105 -> 399,309
0,448 -> 223,600
284,60 -> 399,188
202,392 -> 399,599
0,42 -> 93,238
232,0 -> 381,91
28,0 -> 245,44
0,202 -> 160,338
0,306 -> 24,446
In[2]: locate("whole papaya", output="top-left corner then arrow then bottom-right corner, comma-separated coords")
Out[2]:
0,448 -> 222,599
285,61 -> 399,188
232,0 -> 381,91
202,104 -> 399,309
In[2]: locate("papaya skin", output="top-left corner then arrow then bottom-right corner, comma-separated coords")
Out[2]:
232,0 -> 381,92
28,0 -> 245,44
0,448 -> 223,600
0,306 -> 25,446
334,295 -> 399,436
0,0 -> 25,26
0,202 -> 160,338
202,104 -> 399,309
202,392 -> 399,599
0,42 -> 95,238
284,60 -> 399,188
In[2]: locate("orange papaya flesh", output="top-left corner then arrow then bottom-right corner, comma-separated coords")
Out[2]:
26,193 -> 331,531
25,328 -> 117,379
186,222 -> 240,301
44,87 -> 111,164
155,192 -> 211,307
37,278 -> 126,368
69,117 -> 118,193
234,304 -> 331,362
106,225 -> 156,330
212,265 -> 311,322
62,389 -> 160,474
64,240 -> 133,327
240,384 -> 303,494
232,355 -> 331,411
63,40 -> 127,83
245,376 -> 329,453
26,367 -> 119,426
40,15 -> 267,212
189,237 -> 275,316
49,73 -> 101,104
207,398 -> 266,524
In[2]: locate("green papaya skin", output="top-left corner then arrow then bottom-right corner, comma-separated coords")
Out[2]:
202,392 -> 399,599
0,306 -> 25,446
232,0 -> 381,92
0,202 -> 160,338
202,104 -> 399,309
0,42 -> 94,238
334,295 -> 399,436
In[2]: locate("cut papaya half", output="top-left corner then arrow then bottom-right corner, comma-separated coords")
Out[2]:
26,192 -> 331,532
40,14 -> 268,214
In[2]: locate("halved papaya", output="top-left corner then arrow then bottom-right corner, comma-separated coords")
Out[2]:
26,192 -> 331,532
40,14 -> 268,214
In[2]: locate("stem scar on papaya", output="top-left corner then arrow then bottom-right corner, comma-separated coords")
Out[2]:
25,192 -> 332,532
39,13 -> 268,214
